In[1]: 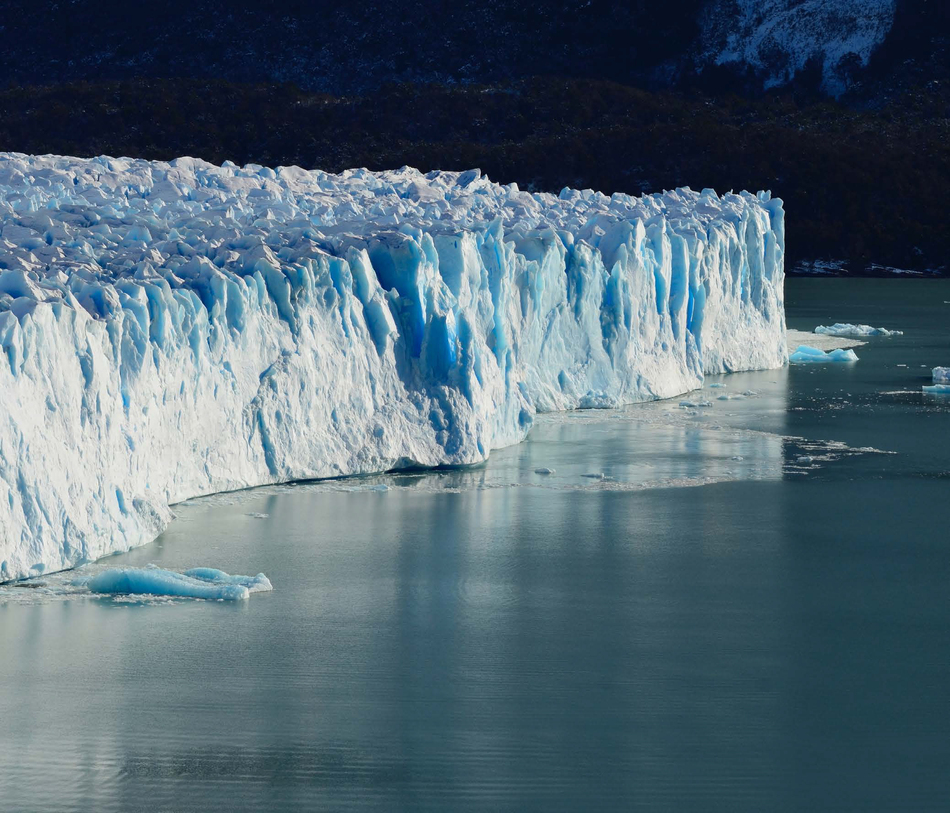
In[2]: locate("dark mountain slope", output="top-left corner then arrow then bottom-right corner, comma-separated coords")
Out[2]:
1,0 -> 945,99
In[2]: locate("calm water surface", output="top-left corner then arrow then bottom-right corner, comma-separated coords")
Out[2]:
2,279 -> 949,812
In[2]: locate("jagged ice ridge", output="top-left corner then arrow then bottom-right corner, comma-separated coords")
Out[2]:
0,153 -> 786,581
814,323 -> 902,337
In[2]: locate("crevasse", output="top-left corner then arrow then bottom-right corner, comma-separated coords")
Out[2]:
0,153 -> 787,581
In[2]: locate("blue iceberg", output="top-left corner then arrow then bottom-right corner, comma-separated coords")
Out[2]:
789,345 -> 859,364
85,566 -> 273,600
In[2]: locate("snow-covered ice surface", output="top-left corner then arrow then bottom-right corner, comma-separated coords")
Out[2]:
786,329 -> 863,352
789,345 -> 859,364
0,153 -> 786,581
815,323 -> 902,337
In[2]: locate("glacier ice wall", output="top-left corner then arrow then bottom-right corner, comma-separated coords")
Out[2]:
0,153 -> 786,581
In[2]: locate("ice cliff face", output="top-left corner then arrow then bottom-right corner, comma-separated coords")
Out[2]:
700,0 -> 897,95
0,153 -> 786,581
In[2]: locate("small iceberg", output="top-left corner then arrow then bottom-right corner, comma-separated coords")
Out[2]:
933,368 -> 950,384
923,384 -> 950,395
534,467 -> 556,475
790,345 -> 859,364
84,566 -> 273,601
814,323 -> 902,337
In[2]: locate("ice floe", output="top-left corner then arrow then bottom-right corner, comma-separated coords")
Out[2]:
789,345 -> 859,364
814,323 -> 902,337
81,566 -> 272,600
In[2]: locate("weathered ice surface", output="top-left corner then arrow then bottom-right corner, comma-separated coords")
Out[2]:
815,322 -> 902,337
0,153 -> 786,580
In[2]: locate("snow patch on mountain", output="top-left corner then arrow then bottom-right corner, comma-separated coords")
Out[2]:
700,0 -> 897,95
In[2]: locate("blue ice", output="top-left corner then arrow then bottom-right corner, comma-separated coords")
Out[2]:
789,345 -> 859,364
85,566 -> 273,600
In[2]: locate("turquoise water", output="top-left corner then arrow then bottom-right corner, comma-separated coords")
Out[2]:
2,279 -> 949,812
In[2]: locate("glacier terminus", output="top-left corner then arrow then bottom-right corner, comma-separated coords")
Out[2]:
0,153 -> 787,582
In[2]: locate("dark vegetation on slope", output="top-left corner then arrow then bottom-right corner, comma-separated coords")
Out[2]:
0,0 -> 946,103
2,78 -> 947,275
0,0 -> 713,94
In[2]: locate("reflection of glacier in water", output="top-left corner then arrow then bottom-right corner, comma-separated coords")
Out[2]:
171,362 -> 881,502
0,361 -> 893,606
182,373 -> 794,501
4,281 -> 950,813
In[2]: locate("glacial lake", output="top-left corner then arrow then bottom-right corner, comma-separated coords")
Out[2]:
2,278 -> 949,812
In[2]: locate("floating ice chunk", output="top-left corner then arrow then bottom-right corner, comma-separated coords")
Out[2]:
814,323 -> 902,337
581,472 -> 605,479
789,345 -> 859,364
246,512 -> 269,519
923,384 -> 950,395
718,390 -> 757,399
933,368 -> 950,384
534,467 -> 556,475
183,568 -> 273,592
86,566 -> 272,600
708,383 -> 727,388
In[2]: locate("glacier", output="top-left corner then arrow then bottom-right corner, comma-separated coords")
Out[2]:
0,153 -> 786,582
